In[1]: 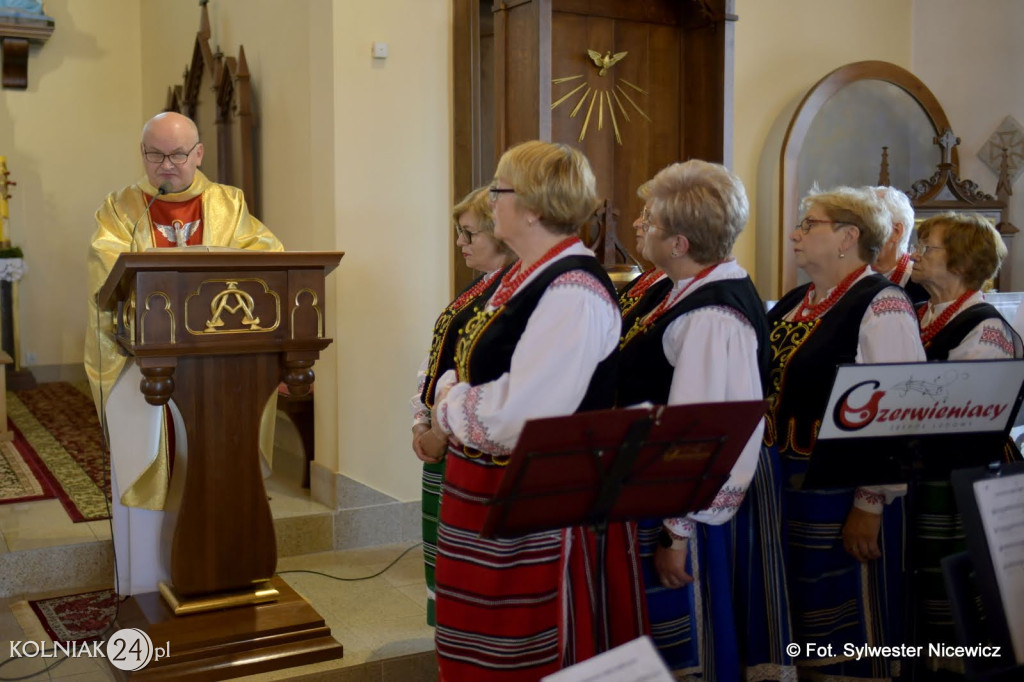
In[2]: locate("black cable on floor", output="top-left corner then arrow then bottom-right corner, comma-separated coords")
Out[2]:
279,543 -> 420,582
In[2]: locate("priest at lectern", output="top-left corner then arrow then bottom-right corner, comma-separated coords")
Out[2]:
84,111 -> 283,596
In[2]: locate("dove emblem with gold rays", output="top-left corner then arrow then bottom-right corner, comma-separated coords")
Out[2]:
552,48 -> 650,145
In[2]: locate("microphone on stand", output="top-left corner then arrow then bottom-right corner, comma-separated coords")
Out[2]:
128,182 -> 172,253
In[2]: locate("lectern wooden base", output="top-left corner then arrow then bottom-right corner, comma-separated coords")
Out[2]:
110,576 -> 343,681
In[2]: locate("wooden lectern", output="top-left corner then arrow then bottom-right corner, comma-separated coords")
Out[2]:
97,250 -> 344,680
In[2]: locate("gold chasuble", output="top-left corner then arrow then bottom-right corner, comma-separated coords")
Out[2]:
85,171 -> 284,509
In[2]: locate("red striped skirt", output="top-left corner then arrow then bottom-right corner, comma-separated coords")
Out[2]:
435,443 -> 562,681
435,443 -> 649,680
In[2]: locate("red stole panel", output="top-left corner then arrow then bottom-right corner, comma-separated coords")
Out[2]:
146,194 -> 205,247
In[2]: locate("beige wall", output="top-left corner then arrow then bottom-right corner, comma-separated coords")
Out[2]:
330,0 -> 451,500
0,0 -> 142,369
911,0 -> 1024,290
733,0 -> 913,296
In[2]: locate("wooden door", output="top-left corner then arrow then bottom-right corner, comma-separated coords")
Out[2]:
453,0 -> 735,290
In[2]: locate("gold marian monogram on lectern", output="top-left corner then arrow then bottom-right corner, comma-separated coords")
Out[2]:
185,278 -> 280,335
206,281 -> 260,331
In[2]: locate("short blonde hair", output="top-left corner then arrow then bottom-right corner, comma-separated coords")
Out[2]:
801,186 -> 891,263
645,160 -> 749,263
870,185 -> 915,251
918,212 -> 1006,290
452,186 -> 513,256
494,140 -> 598,235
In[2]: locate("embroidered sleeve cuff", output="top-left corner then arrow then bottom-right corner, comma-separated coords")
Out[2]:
664,518 -> 696,539
853,487 -> 886,514
436,399 -> 452,435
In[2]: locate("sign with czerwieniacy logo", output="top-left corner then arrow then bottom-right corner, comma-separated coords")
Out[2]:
818,360 -> 1024,440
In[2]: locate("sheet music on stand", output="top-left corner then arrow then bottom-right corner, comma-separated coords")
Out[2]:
480,400 -> 767,538
954,464 -> 1024,666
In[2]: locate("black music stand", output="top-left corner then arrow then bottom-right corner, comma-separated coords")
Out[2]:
480,400 -> 767,654
807,360 -> 1024,681
943,463 -> 1024,681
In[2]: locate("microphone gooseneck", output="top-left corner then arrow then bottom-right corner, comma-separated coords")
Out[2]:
128,183 -> 172,253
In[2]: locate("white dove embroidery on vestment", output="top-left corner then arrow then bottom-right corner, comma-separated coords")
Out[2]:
153,219 -> 201,245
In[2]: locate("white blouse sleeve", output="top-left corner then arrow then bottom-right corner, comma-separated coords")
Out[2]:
410,355 -> 431,427
660,307 -> 765,538
948,318 -> 1018,360
854,286 -> 925,511
856,287 -> 926,364
436,272 -> 619,455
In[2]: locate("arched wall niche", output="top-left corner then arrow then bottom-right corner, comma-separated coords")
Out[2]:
778,60 -> 957,295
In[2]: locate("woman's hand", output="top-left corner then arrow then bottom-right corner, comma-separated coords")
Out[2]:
842,506 -> 883,562
412,424 -> 446,463
654,543 -> 694,589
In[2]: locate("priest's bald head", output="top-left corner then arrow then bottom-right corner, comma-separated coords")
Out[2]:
140,112 -> 205,193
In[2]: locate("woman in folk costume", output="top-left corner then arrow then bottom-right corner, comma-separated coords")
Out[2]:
410,186 -> 514,626
766,186 -> 925,680
617,160 -> 792,680
911,212 -> 1022,361
909,212 -> 1022,673
428,140 -> 646,680
618,187 -> 671,329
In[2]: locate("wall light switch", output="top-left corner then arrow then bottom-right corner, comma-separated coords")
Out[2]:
372,42 -> 388,59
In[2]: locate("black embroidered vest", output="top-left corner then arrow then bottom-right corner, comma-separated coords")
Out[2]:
764,274 -> 897,460
903,278 -> 930,307
617,277 -> 769,407
618,274 -> 673,340
922,302 -> 1022,361
420,267 -> 509,408
454,255 -> 619,412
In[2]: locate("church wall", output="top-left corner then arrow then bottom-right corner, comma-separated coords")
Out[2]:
328,0 -> 452,502
911,0 -> 1024,291
732,0 -> 913,297
0,0 -> 142,374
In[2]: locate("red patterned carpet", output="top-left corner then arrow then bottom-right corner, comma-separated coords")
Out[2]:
6,382 -> 110,521
27,589 -> 117,643
0,423 -> 55,505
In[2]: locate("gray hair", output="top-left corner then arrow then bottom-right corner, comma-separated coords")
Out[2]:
869,185 -> 915,251
646,160 -> 749,264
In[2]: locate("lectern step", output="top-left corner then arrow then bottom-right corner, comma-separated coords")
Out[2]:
110,576 -> 343,681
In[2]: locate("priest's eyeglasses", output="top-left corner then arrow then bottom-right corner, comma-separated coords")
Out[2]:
143,141 -> 200,165
454,224 -> 483,243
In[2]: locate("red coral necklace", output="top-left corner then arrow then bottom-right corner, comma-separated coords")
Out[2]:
490,236 -> 580,308
450,268 -> 503,311
640,262 -> 722,327
918,289 -> 977,347
792,265 -> 868,322
887,252 -> 912,286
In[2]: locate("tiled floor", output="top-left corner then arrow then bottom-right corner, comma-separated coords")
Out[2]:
0,428 -> 437,680
0,542 -> 436,680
